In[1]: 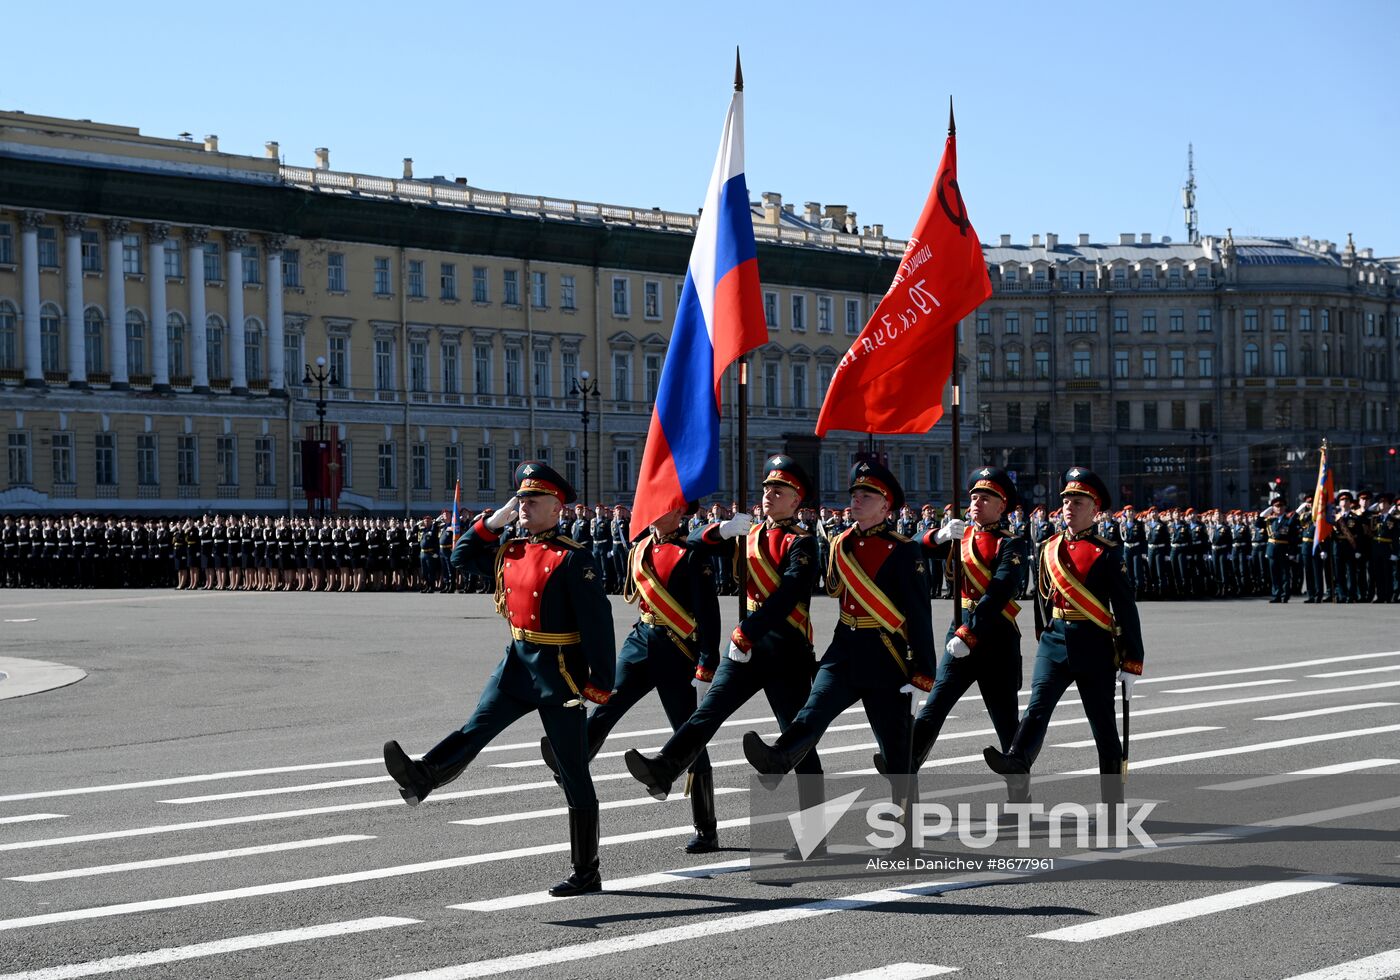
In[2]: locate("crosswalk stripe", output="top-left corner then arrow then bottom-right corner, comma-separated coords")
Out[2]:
378,880 -> 955,980
0,814 -> 64,826
1053,726 -> 1220,749
1160,679 -> 1292,694
160,777 -> 393,804
1257,703 -> 1398,721
1309,665 -> 1400,679
1201,759 -> 1400,791
1029,876 -> 1345,942
448,858 -> 751,911
0,916 -> 418,980
451,788 -> 746,826
6,835 -> 375,883
0,818 -> 748,933
1063,724 -> 1400,773
820,965 -> 960,980
1277,948 -> 1400,980
1137,650 -> 1400,686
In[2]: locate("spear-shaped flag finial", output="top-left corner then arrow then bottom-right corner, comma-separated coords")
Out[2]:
735,47 -> 744,93
948,96 -> 956,136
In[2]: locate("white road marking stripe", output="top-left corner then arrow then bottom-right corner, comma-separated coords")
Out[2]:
452,788 -> 746,826
6,835 -> 374,883
0,818 -> 748,933
160,777 -> 394,804
1064,724 -> 1400,774
1160,679 -> 1292,694
0,916 -> 418,980
1202,759 -> 1400,791
1137,650 -> 1400,685
1053,726 -> 1220,749
1258,702 -> 1398,721
379,880 -> 956,980
1030,876 -> 1345,942
449,858 -> 752,911
0,814 -> 64,826
821,965 -> 960,980
0,759 -> 386,803
1310,665 -> 1400,679
1278,948 -> 1400,980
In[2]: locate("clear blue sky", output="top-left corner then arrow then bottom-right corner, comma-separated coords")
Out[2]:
6,1 -> 1398,255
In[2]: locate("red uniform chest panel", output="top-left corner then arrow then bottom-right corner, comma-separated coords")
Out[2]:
840,534 -> 898,614
960,530 -> 1002,598
1052,536 -> 1103,607
745,527 -> 794,601
638,541 -> 686,614
501,539 -> 570,628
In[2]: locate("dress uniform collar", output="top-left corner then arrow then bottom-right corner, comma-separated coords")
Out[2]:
527,528 -> 560,544
650,527 -> 685,545
1063,526 -> 1095,542
764,516 -> 800,531
973,517 -> 1007,533
851,521 -> 887,537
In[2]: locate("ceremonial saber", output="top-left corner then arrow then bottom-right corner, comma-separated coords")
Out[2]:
1120,679 -> 1131,782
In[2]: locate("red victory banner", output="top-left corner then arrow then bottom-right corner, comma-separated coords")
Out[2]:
815,104 -> 991,436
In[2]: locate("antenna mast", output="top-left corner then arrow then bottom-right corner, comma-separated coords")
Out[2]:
1182,143 -> 1199,245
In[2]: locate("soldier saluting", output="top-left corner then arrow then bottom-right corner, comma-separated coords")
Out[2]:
383,461 -> 615,897
984,467 -> 1145,807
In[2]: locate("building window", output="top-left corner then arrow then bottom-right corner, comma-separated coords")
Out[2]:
535,346 -> 553,397
791,295 -> 807,332
95,433 -> 117,485
1006,402 -> 1021,433
1005,312 -> 1020,335
560,274 -> 576,310
1300,346 -> 1314,375
1198,349 -> 1214,378
1169,310 -> 1184,333
613,351 -> 631,401
206,316 -> 225,380
439,262 -> 456,300
1116,401 -> 1131,430
531,271 -> 548,309
1073,402 -> 1092,433
564,448 -> 578,489
373,257 -> 392,296
40,305 -> 63,373
611,277 -> 630,316
1244,343 -> 1260,377
205,242 -> 224,282
1299,309 -> 1312,332
216,435 -> 236,486
51,432 -> 73,485
163,239 -> 182,278
927,454 -> 944,492
643,353 -> 661,402
1170,349 -> 1185,378
7,432 -> 30,486
1197,309 -> 1213,332
125,311 -> 146,376
1272,342 -> 1288,376
1321,342 -> 1331,374
1243,309 -> 1259,332
1200,401 -> 1214,430
245,320 -> 263,381
177,435 -> 197,487
0,222 -> 14,264
474,343 -> 492,393
507,446 -> 523,486
444,444 -> 461,491
81,230 -> 102,272
765,292 -> 779,330
472,266 -> 489,303
407,259 -> 425,298
976,312 -> 990,335
477,445 -> 494,491
377,442 -> 396,490
977,350 -> 992,381
1143,402 -> 1158,431
644,280 -> 660,319
1114,350 -> 1129,379
503,269 -> 520,306
375,338 -> 395,391
817,296 -> 833,333
1171,401 -> 1186,430
121,233 -> 142,275
282,248 -> 300,287
614,448 -> 633,492
242,245 -> 261,285
1006,350 -> 1023,379
327,335 -> 347,386
133,433 -> 157,486
326,251 -> 344,291
845,297 -> 861,335
410,339 -> 428,392
1246,402 -> 1263,429
1034,312 -> 1049,334
504,347 -> 522,396
791,362 -> 807,409
168,313 -> 186,378
1034,349 -> 1050,379
764,361 -> 780,407
411,443 -> 429,491
1272,309 -> 1288,332
1141,310 -> 1157,333
442,341 -> 460,394
1320,310 -> 1331,332
283,331 -> 302,389
1073,349 -> 1092,378
1141,349 -> 1157,379
561,350 -> 578,392
0,303 -> 15,371
819,363 -> 833,395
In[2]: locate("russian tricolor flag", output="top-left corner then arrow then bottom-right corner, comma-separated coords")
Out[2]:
630,69 -> 768,536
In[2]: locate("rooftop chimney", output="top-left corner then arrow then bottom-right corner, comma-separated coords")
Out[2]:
823,203 -> 848,225
999,234 -> 1011,247
1078,233 -> 1090,246
1031,234 -> 1042,247
1140,233 -> 1152,244
1119,233 -> 1135,245
843,211 -> 857,234
870,224 -> 884,237
264,141 -> 279,159
1046,233 -> 1058,249
403,158 -> 414,179
314,147 -> 330,171
761,191 -> 783,226
803,201 -> 822,224
203,135 -> 219,153
454,176 -> 467,185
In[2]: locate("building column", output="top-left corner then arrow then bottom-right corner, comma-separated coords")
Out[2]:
63,215 -> 88,388
264,235 -> 285,395
227,231 -> 247,394
186,227 -> 209,393
19,210 -> 44,387
146,224 -> 172,392
104,219 -> 130,389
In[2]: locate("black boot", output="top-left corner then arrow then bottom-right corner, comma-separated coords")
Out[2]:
783,775 -> 827,861
548,805 -> 602,897
685,770 -> 719,854
384,731 -> 471,806
1006,774 -> 1032,805
625,748 -> 684,801
874,717 -> 932,775
742,731 -> 792,778
540,730 -> 604,782
983,745 -> 1030,775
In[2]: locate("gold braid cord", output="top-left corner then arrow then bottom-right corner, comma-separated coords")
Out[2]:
621,543 -> 640,606
824,535 -> 844,598
493,545 -> 509,618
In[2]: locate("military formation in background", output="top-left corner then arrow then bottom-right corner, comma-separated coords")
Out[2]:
1,489 -> 1395,602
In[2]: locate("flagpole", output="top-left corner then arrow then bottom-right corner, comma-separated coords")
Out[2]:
947,97 -> 965,633
733,49 -> 750,622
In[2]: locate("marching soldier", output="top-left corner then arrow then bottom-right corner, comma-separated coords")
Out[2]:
383,461 -> 616,897
625,455 -> 824,817
984,467 -> 1146,807
541,500 -> 722,852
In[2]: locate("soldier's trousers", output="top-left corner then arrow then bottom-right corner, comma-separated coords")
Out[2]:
1268,550 -> 1291,600
659,646 -> 822,775
1301,547 -> 1320,598
450,677 -> 597,808
1232,551 -> 1251,591
419,555 -> 439,589
1212,551 -> 1235,594
1150,549 -> 1172,594
586,625 -> 711,775
776,659 -> 910,773
1171,549 -> 1192,596
1011,623 -> 1122,775
1334,552 -> 1360,601
917,637 -> 1021,756
1123,547 -> 1146,594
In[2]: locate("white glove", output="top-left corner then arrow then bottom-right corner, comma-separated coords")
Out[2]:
718,513 -> 755,539
935,519 -> 967,544
726,640 -> 751,663
1117,670 -> 1138,696
1391,555 -> 1398,562
691,678 -> 711,700
945,636 -> 971,659
898,683 -> 922,696
484,496 -> 520,532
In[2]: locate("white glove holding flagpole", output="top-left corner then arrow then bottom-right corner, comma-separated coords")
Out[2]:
691,678 -> 711,700
899,683 -> 923,715
946,636 -> 971,659
1117,669 -> 1139,696
934,519 -> 967,545
726,640 -> 751,663
718,513 -> 754,539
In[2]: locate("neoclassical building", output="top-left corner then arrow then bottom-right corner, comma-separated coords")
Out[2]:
0,112 -> 945,514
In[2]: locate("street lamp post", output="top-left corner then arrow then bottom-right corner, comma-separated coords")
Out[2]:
571,371 -> 601,505
303,356 -> 340,514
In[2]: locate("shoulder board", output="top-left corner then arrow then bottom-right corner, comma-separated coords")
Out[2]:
1093,535 -> 1121,549
784,524 -> 813,537
553,535 -> 584,550
886,531 -> 911,544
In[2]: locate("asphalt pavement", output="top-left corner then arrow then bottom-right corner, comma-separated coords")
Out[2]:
0,588 -> 1397,980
